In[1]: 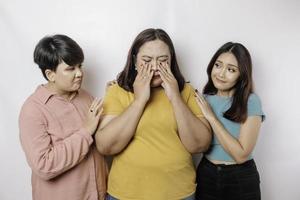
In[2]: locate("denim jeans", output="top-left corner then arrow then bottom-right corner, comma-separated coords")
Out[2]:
196,157 -> 261,200
106,193 -> 195,200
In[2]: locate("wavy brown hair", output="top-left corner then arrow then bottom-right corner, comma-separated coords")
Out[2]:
117,28 -> 185,92
203,42 -> 253,123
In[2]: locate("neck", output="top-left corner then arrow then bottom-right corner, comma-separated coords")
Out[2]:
45,83 -> 76,100
217,89 -> 235,97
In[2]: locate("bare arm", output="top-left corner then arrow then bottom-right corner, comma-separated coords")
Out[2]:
158,63 -> 212,153
171,96 -> 212,153
95,100 -> 146,155
95,63 -> 153,155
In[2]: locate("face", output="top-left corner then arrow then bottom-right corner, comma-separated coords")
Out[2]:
135,39 -> 171,87
48,61 -> 83,94
211,52 -> 240,96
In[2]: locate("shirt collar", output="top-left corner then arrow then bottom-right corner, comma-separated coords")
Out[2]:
35,85 -> 78,104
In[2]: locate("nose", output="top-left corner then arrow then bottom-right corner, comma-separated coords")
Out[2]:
75,67 -> 83,77
151,61 -> 159,71
219,67 -> 226,77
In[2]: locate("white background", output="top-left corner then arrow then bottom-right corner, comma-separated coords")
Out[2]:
1,0 -> 299,199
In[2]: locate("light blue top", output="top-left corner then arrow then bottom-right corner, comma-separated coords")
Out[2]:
205,93 -> 265,162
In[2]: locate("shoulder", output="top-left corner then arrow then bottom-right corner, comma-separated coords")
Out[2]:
181,83 -> 195,97
106,83 -> 130,97
78,88 -> 94,102
19,94 -> 45,121
248,93 -> 262,106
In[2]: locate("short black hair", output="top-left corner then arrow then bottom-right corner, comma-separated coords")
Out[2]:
33,34 -> 84,80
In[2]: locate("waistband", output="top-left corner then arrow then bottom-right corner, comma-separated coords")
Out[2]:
202,156 -> 256,170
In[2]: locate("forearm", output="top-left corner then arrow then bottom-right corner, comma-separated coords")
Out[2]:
20,128 -> 93,180
209,118 -> 248,163
95,100 -> 146,155
171,95 -> 211,153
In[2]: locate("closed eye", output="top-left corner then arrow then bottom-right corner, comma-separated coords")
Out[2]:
158,59 -> 168,62
214,63 -> 221,68
66,66 -> 75,70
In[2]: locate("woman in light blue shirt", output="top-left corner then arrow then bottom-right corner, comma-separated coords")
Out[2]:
195,42 -> 265,200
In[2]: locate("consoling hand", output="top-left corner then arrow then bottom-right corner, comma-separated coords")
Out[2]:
158,62 -> 180,101
195,92 -> 216,122
83,98 -> 103,135
133,63 -> 154,104
106,80 -> 117,91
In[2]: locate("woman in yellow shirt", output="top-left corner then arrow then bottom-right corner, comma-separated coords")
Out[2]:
95,28 -> 211,200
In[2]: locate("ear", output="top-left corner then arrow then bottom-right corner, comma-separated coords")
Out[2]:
45,69 -> 56,82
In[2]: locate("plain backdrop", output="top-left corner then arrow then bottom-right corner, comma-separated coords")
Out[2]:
1,0 -> 299,199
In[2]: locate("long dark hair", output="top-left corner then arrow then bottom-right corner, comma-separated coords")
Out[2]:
203,42 -> 253,123
117,28 -> 185,92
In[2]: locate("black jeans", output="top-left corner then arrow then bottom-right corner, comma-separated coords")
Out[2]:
196,157 -> 261,200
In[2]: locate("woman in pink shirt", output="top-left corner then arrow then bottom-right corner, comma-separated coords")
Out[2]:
19,34 -> 108,200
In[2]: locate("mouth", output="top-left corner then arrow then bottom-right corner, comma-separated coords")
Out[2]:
215,77 -> 226,83
152,75 -> 161,80
74,79 -> 82,84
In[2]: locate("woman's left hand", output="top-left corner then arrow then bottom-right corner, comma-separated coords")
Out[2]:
105,80 -> 117,91
158,62 -> 180,101
195,92 -> 217,122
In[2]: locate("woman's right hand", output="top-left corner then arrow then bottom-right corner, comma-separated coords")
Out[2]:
83,98 -> 103,135
133,63 -> 153,104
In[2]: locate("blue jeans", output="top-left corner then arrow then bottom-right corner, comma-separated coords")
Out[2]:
106,193 -> 195,200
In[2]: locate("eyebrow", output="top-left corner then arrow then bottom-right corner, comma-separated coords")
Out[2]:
216,60 -> 238,68
141,55 -> 169,59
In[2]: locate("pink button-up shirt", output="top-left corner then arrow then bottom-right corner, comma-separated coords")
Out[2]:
19,85 -> 108,200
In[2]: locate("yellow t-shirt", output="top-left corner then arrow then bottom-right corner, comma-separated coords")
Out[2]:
103,83 -> 203,200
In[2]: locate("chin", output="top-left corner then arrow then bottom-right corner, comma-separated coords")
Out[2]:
71,85 -> 81,91
150,78 -> 163,87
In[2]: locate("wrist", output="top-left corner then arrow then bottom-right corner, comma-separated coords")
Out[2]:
132,99 -> 147,109
169,93 -> 182,104
208,116 -> 218,124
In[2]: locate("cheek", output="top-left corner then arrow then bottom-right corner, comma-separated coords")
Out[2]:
135,57 -> 145,66
211,69 -> 218,78
58,73 -> 73,83
228,74 -> 240,84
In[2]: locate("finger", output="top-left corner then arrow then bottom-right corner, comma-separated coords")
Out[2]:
136,63 -> 144,78
158,67 -> 168,84
140,63 -> 151,81
140,63 -> 148,79
159,63 -> 173,79
147,70 -> 154,82
94,99 -> 104,112
196,93 -> 206,105
194,91 -> 203,102
96,107 -> 103,119
164,61 -> 172,73
158,64 -> 171,81
89,97 -> 100,111
146,63 -> 151,75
